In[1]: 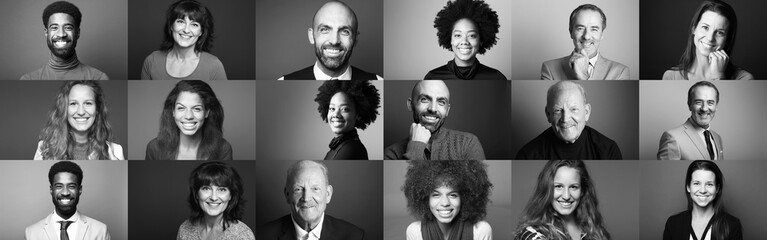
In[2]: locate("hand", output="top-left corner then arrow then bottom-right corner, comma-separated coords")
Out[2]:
707,49 -> 728,80
409,123 -> 431,144
569,48 -> 590,80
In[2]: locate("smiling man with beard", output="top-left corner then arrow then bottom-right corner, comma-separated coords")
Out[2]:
540,4 -> 629,80
658,81 -> 724,160
21,1 -> 108,80
384,80 -> 485,160
279,1 -> 381,80
26,161 -> 110,240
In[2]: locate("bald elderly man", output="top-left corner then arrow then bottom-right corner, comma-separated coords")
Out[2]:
516,81 -> 622,160
385,80 -> 485,160
279,1 -> 382,80
258,160 -> 364,240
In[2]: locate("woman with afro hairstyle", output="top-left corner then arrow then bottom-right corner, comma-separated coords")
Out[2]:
314,80 -> 380,160
425,0 -> 506,80
514,160 -> 610,240
403,160 -> 493,240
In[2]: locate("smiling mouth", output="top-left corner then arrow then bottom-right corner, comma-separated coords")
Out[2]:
72,117 -> 89,122
330,119 -> 345,127
421,115 -> 439,124
436,209 -> 454,217
456,47 -> 472,55
323,48 -> 344,57
53,40 -> 69,48
181,122 -> 198,130
558,201 -> 574,208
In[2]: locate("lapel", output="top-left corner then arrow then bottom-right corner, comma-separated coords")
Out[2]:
74,214 -> 90,240
683,119 -> 710,160
278,215 -> 297,240
43,214 -> 58,240
589,55 -> 608,80
712,130 -> 724,159
320,215 -> 333,239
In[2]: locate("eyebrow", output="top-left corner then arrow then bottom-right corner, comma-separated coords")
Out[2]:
175,103 -> 203,108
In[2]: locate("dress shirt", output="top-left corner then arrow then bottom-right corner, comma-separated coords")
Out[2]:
50,210 -> 80,240
292,213 -> 325,240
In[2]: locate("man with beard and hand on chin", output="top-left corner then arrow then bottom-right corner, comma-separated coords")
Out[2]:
279,1 -> 382,80
540,4 -> 629,80
258,160 -> 364,240
26,161 -> 111,240
384,80 -> 485,160
658,81 -> 724,160
21,1 -> 109,80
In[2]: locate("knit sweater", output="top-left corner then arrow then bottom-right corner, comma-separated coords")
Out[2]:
384,127 -> 485,160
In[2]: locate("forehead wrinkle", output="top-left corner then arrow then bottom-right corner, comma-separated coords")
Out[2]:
412,81 -> 450,102
312,1 -> 358,32
547,81 -> 587,109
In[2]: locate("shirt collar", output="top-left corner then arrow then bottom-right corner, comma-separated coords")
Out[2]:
292,212 -> 325,240
313,62 -> 352,80
588,52 -> 599,67
688,117 -> 711,132
51,210 -> 81,222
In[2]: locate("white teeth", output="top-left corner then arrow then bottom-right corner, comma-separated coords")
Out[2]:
54,41 -> 67,47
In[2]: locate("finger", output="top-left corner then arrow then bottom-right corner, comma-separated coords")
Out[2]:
717,50 -> 729,59
580,48 -> 588,56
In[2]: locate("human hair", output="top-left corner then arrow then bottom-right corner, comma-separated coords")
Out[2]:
156,80 -> 226,160
38,80 -> 113,160
186,161 -> 244,231
673,0 -> 738,79
42,1 -> 82,28
314,80 -> 380,130
546,81 -> 587,111
48,161 -> 83,186
687,80 -> 720,107
568,4 -> 607,33
434,0 -> 499,54
402,160 -> 492,224
160,0 -> 215,53
684,160 -> 734,240
515,160 -> 610,240
285,160 -> 330,188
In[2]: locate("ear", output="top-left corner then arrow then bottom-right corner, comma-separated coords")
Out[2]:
584,103 -> 591,122
325,184 -> 333,204
283,187 -> 291,204
205,109 -> 210,118
444,103 -> 451,117
75,28 -> 80,40
308,28 -> 315,45
407,98 -> 413,112
686,185 -> 691,193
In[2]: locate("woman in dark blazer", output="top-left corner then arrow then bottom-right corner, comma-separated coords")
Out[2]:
314,80 -> 380,160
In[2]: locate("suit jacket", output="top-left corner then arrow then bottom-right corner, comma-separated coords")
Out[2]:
258,214 -> 365,240
25,212 -> 111,240
663,210 -> 742,240
658,118 -> 724,160
541,54 -> 630,80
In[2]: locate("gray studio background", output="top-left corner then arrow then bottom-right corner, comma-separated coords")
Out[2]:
127,80 -> 256,160
0,0 -> 128,80
129,161 -> 256,239
0,81 -> 128,160
640,161 -> 767,239
255,160 -> 383,240
256,0 -> 383,79
511,160 -> 639,240
510,81 -> 639,159
128,0 -> 255,79
511,0 -> 639,80
639,81 -> 767,160
256,81 -> 384,160
0,161 -> 128,239
384,160 -> 512,240
384,81 -> 513,159
384,0 -> 511,80
640,0 -> 767,79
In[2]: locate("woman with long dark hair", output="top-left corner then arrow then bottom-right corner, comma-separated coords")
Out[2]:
314,80 -> 380,160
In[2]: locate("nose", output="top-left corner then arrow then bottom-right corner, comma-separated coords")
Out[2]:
328,30 -> 340,45
183,22 -> 191,33
439,196 -> 450,206
184,109 -> 194,119
427,101 -> 437,112
210,189 -> 220,200
562,189 -> 571,200
76,104 -> 86,115
331,108 -> 340,118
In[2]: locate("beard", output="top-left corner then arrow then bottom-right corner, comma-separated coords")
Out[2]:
314,42 -> 352,72
47,36 -> 77,60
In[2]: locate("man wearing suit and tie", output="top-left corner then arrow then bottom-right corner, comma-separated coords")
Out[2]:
541,4 -> 629,80
658,81 -> 724,160
26,161 -> 110,240
258,160 -> 364,240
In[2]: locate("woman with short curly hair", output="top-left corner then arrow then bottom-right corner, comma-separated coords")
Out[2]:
425,0 -> 506,80
314,79 -> 380,160
402,160 -> 493,240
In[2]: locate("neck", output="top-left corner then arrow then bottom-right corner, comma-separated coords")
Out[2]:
317,61 -> 348,78
179,132 -> 202,148
293,213 -> 320,232
72,131 -> 88,144
437,221 -> 454,237
56,208 -> 76,220
689,117 -> 709,129
171,45 -> 199,60
203,214 -> 224,230
48,52 -> 79,70
454,57 -> 476,67
692,54 -> 712,75
692,205 -> 715,219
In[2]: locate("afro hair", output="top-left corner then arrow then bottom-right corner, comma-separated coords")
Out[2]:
434,0 -> 500,54
43,1 -> 82,28
315,80 -> 380,130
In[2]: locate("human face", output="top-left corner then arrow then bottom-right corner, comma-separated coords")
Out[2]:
172,16 -> 202,49
687,170 -> 717,209
174,91 -> 208,136
451,18 -> 479,67
552,166 -> 581,216
693,11 -> 729,57
198,184 -> 231,218
688,86 -> 717,128
67,84 -> 96,134
286,165 -> 332,229
429,185 -> 461,224
309,2 -> 356,73
409,81 -> 450,133
546,86 -> 590,144
45,13 -> 78,60
50,172 -> 81,216
327,92 -> 357,136
570,10 -> 604,59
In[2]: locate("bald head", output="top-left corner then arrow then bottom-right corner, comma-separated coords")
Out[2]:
546,81 -> 587,108
312,1 -> 358,34
545,81 -> 591,143
409,80 -> 451,132
411,80 -> 450,101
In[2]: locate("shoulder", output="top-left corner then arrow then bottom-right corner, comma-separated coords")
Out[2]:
516,128 -> 553,159
82,214 -> 109,231
283,65 -> 315,80
733,68 -> 754,80
473,220 -> 492,236
336,138 -> 368,159
225,220 -> 255,239
325,214 -> 364,233
543,56 -> 570,66
600,56 -> 629,69
384,137 -> 409,159
20,67 -> 45,80
720,211 -> 742,225
177,219 -> 198,239
665,210 -> 690,226
259,214 -> 291,236
26,215 -> 48,232
515,225 -> 547,240
424,63 -> 451,79
662,69 -> 683,80
144,50 -> 165,63
406,221 -> 422,239
107,141 -> 124,160
584,126 -> 618,146
444,128 -> 479,141
477,63 -> 507,79
201,52 -> 224,65
79,64 -> 109,80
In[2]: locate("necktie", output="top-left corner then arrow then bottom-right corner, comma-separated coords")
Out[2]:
587,62 -> 594,78
704,130 -> 715,160
59,220 -> 73,240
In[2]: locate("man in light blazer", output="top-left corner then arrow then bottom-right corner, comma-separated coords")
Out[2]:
658,81 -> 723,160
26,161 -> 110,240
541,4 -> 629,80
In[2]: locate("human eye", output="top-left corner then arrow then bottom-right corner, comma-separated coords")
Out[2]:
419,97 -> 429,103
192,22 -> 200,28
438,100 -> 447,106
553,184 -> 563,190
340,29 -> 351,36
453,33 -> 462,38
449,192 -> 460,199
570,185 -> 580,190
218,187 -> 229,192
193,107 -> 202,112
319,27 -> 330,34
431,192 -> 440,197
49,25 -> 59,31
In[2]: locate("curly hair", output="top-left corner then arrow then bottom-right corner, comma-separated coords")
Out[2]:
402,160 -> 492,224
515,160 -> 610,240
314,80 -> 380,130
434,0 -> 500,54
43,1 -> 82,28
187,161 -> 244,231
48,161 -> 83,185
39,81 -> 114,160
684,160 -> 735,240
673,0 -> 739,79
155,80 -> 226,160
160,0 -> 215,53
